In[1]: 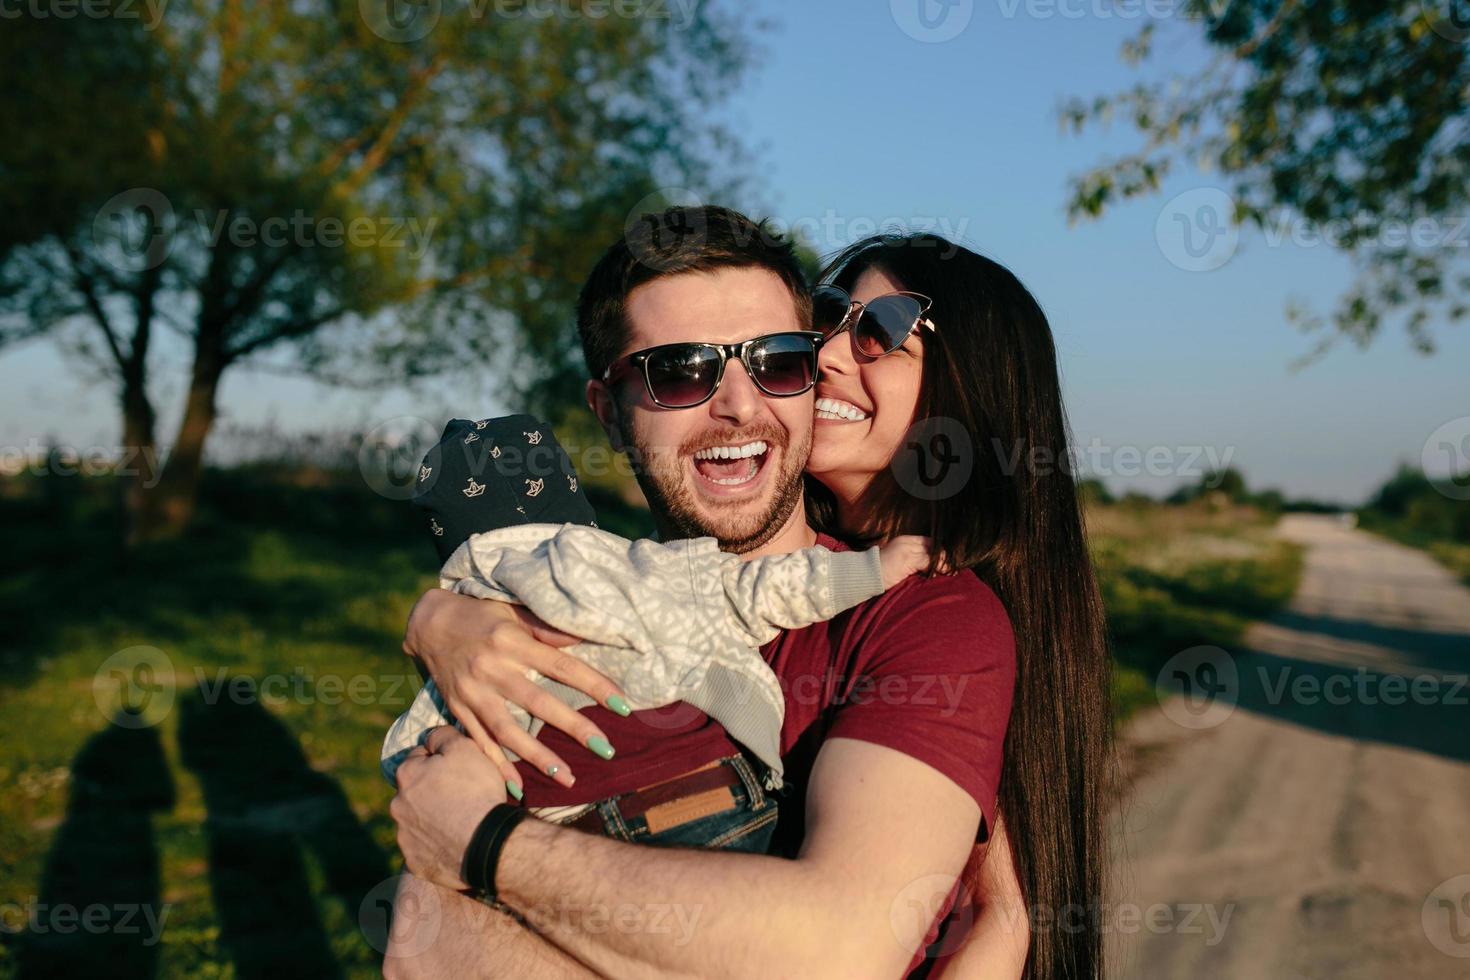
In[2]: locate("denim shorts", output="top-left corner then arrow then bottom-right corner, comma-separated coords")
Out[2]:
567,752 -> 779,854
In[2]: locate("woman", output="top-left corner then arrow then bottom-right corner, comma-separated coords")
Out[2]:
402,230 -> 1111,978
808,234 -> 1113,978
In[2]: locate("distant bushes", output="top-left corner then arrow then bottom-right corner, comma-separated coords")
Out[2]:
1355,465 -> 1470,583
1151,467 -> 1342,514
1358,465 -> 1470,543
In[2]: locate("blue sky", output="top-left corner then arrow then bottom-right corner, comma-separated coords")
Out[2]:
3,0 -> 1465,504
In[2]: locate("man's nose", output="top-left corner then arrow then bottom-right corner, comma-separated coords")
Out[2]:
707,358 -> 762,427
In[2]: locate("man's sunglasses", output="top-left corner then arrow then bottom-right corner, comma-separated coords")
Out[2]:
811,285 -> 936,357
601,330 -> 824,410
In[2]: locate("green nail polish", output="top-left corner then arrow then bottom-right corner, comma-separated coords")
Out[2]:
506,780 -> 523,801
606,695 -> 631,717
587,735 -> 615,760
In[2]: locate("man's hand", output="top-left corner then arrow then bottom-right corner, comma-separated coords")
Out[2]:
403,588 -> 628,788
392,726 -> 509,891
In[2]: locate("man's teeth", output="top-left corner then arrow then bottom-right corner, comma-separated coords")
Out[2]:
706,460 -> 758,486
692,440 -> 768,461
814,397 -> 870,421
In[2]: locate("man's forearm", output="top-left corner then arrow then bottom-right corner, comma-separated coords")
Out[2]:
494,819 -> 864,979
385,876 -> 601,979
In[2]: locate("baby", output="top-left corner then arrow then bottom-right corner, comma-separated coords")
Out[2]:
383,415 -> 933,851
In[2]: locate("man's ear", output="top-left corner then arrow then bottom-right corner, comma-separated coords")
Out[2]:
586,379 -> 627,454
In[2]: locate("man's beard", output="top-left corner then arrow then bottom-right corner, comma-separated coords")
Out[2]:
623,414 -> 810,554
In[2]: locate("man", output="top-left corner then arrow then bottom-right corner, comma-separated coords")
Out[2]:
386,206 -> 1022,978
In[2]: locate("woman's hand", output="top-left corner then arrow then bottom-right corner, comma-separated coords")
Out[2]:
403,588 -> 630,789
933,814 -> 1030,978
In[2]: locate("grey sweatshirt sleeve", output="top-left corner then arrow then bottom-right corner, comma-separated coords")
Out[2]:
443,524 -> 688,655
382,524 -> 814,790
717,544 -> 887,645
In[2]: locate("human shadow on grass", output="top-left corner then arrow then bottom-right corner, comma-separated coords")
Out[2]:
177,685 -> 390,979
16,712 -> 174,980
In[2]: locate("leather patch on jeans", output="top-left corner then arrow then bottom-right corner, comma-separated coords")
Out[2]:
642,787 -> 736,834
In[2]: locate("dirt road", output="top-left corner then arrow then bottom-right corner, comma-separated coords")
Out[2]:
1109,514 -> 1470,978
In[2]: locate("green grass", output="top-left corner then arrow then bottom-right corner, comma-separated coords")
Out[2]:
0,472 -> 438,978
1087,500 -> 1305,726
0,473 -> 1299,977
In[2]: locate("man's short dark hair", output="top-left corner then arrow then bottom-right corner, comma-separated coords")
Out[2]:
576,205 -> 812,383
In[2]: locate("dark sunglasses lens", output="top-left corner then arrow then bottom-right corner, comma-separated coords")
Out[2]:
645,345 -> 721,406
748,334 -> 817,396
811,286 -> 852,336
855,294 -> 924,356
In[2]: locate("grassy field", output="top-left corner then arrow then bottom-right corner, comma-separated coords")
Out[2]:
1087,499 -> 1304,725
0,473 -> 1300,978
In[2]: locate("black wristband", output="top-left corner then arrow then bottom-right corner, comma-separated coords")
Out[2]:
462,803 -> 527,903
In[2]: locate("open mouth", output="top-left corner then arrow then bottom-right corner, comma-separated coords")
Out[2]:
814,397 -> 870,423
690,440 -> 770,489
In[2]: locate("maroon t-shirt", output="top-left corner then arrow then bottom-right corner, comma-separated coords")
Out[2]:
515,693 -> 740,805
517,534 -> 1016,973
764,536 -> 1016,977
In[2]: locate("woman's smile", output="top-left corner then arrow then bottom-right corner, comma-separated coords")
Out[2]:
813,395 -> 871,423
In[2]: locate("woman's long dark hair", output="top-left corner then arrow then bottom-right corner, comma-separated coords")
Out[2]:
809,234 -> 1113,979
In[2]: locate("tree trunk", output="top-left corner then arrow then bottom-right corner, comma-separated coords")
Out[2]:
119,365 -> 159,547
130,335 -> 225,543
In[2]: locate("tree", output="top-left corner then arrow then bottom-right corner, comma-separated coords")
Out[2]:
0,1 -> 753,542
1062,0 -> 1470,360
1167,465 -> 1248,504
